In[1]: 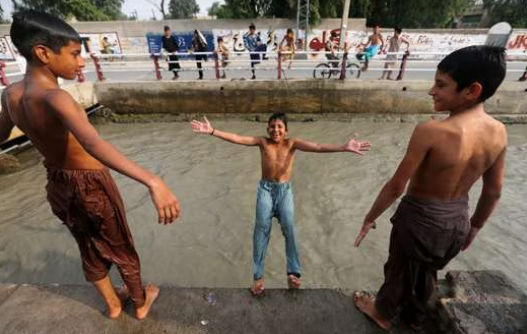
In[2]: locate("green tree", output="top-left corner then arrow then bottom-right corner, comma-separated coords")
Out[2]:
484,0 -> 527,27
366,0 -> 469,28
0,4 -> 6,23
12,0 -> 125,21
168,0 -> 200,18
208,1 -> 222,16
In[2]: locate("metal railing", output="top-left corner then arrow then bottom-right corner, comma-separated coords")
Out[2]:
1,50 -> 526,86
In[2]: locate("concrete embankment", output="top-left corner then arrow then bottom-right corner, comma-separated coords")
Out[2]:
1,271 -> 525,334
93,80 -> 527,123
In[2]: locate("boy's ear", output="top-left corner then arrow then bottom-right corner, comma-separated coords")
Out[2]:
465,82 -> 483,101
32,45 -> 52,64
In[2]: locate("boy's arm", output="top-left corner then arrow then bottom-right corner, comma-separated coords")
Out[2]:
354,122 -> 432,247
462,145 -> 506,251
0,90 -> 15,143
191,116 -> 262,146
45,90 -> 180,224
293,136 -> 371,155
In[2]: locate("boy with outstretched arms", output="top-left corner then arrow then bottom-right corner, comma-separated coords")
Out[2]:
353,45 -> 507,331
0,10 -> 181,319
191,113 -> 371,295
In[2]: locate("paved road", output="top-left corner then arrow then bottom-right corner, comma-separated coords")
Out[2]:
4,56 -> 526,84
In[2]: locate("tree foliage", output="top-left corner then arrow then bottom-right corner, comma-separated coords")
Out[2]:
11,0 -> 125,21
211,0 -> 472,28
484,0 -> 527,28
168,0 -> 200,19
368,0 -> 469,28
0,4 -> 6,23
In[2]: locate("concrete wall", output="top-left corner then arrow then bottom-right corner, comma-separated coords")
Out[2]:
93,80 -> 527,120
0,18 -> 367,37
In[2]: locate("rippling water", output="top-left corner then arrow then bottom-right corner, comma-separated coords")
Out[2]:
1,121 -> 526,292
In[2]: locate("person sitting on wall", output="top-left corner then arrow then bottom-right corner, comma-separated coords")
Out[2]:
356,24 -> 384,71
279,28 -> 296,70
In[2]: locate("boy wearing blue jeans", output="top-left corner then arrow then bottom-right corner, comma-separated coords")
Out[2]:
191,113 -> 371,295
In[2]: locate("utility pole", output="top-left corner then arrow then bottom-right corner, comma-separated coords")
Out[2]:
295,0 -> 310,50
339,0 -> 351,50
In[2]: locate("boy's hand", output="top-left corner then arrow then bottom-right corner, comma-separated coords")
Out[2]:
354,220 -> 376,247
461,226 -> 480,251
345,135 -> 371,155
191,116 -> 214,135
148,177 -> 181,224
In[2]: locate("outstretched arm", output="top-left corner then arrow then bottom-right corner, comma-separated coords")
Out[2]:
293,136 -> 371,155
45,90 -> 180,225
191,116 -> 262,146
354,122 -> 432,247
463,145 -> 506,251
0,90 -> 15,143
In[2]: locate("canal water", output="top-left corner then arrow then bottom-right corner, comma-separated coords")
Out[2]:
1,121 -> 526,292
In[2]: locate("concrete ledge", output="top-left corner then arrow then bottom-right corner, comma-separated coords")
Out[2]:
1,271 -> 525,333
94,80 -> 527,117
0,284 -> 439,334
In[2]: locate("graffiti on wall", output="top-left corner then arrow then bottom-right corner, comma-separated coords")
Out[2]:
0,36 -> 16,60
507,30 -> 527,51
79,32 -> 122,56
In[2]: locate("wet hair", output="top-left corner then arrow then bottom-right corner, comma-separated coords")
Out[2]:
217,36 -> 224,43
394,27 -> 402,34
249,23 -> 256,30
10,10 -> 81,61
437,45 -> 506,102
268,112 -> 288,130
164,25 -> 170,31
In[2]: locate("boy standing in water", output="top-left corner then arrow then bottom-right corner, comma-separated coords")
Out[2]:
191,113 -> 371,295
354,46 -> 507,330
0,11 -> 181,319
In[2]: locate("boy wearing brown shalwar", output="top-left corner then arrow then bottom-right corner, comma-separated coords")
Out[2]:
0,11 -> 181,320
353,45 -> 508,331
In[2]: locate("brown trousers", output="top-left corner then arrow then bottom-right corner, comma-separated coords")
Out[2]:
46,167 -> 145,307
375,195 -> 470,325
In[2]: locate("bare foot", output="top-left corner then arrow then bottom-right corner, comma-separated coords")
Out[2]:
107,302 -> 122,319
250,278 -> 265,296
107,286 -> 131,319
287,275 -> 301,289
354,291 -> 391,331
135,283 -> 160,320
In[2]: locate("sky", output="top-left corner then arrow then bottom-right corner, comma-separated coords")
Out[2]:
1,0 -> 222,20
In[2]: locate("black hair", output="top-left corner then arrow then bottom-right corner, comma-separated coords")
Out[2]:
268,112 -> 288,129
437,45 -> 506,102
249,23 -> 256,30
11,10 -> 81,61
217,36 -> 224,43
394,27 -> 402,34
164,25 -> 170,31
287,28 -> 294,35
330,31 -> 337,38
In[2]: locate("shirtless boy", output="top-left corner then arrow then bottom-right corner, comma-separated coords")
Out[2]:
191,113 -> 371,295
357,24 -> 384,71
0,10 -> 181,319
354,45 -> 507,330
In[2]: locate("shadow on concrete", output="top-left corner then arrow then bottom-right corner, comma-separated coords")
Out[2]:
0,283 -> 446,334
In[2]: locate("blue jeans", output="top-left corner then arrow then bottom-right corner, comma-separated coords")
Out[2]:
253,180 -> 302,280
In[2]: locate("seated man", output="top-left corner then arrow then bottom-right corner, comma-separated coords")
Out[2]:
325,31 -> 340,69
